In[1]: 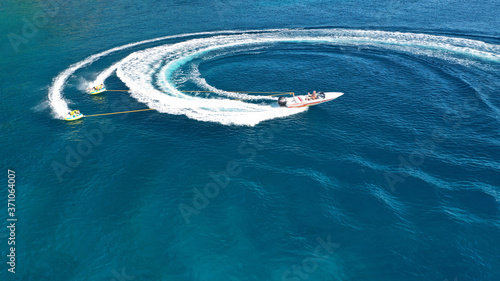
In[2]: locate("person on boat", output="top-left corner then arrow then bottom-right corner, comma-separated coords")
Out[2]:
305,91 -> 318,100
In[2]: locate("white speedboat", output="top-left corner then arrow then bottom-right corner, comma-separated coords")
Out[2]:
278,92 -> 343,108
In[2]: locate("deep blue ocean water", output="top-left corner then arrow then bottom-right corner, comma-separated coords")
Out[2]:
1,0 -> 500,280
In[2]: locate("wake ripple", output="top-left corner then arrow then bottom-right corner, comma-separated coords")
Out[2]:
48,29 -> 500,126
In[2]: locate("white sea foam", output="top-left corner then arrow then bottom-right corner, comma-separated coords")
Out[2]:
47,29 -> 284,119
116,49 -> 307,126
48,29 -> 500,125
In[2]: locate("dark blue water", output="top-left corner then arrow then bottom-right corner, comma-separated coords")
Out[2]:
1,1 -> 500,280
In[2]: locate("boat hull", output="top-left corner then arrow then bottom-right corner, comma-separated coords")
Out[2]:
284,92 -> 343,108
89,88 -> 106,95
65,113 -> 84,121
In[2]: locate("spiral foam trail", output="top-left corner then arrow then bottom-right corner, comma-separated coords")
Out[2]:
49,29 -> 500,125
48,29 -> 287,118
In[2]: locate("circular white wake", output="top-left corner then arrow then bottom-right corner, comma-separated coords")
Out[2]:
48,28 -> 500,126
